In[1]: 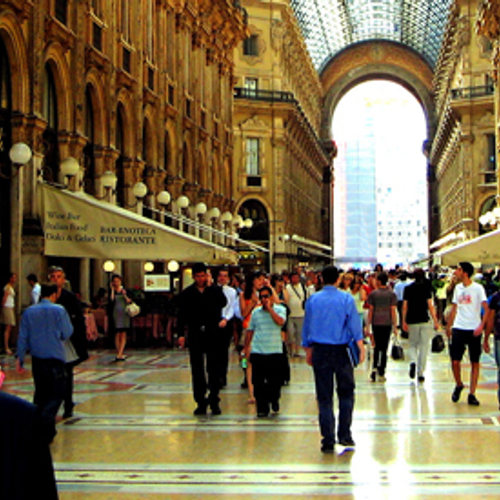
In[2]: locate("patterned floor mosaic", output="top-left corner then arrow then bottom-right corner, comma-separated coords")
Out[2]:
2,343 -> 500,498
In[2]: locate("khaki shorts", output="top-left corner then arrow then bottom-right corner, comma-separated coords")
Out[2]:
1,307 -> 15,326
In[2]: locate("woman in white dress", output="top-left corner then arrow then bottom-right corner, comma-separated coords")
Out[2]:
1,273 -> 17,355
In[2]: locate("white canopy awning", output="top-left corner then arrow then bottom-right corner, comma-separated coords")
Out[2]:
435,228 -> 500,265
38,183 -> 238,264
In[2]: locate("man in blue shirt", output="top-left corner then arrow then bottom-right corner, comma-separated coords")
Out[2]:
302,266 -> 365,453
16,284 -> 74,442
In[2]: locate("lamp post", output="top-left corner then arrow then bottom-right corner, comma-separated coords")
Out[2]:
221,211 -> 233,246
167,260 -> 180,293
206,207 -> 220,243
132,181 -> 148,214
176,195 -> 190,232
157,190 -> 172,225
195,202 -> 207,237
103,260 -> 116,291
0,142 -> 32,179
99,170 -> 118,202
60,157 -> 80,189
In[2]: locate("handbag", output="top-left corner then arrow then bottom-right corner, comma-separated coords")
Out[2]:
62,339 -> 79,364
125,301 -> 141,318
347,338 -> 360,367
391,336 -> 404,360
431,333 -> 445,353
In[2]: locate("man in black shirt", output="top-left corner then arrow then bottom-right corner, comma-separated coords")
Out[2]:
178,262 -> 227,416
402,269 -> 439,382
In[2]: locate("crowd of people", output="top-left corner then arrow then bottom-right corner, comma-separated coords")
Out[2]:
1,260 -> 500,455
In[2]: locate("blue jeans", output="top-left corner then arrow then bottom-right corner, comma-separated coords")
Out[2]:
495,339 -> 500,406
312,344 -> 355,447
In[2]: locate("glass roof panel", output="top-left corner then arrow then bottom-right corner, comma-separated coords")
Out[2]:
289,0 -> 453,72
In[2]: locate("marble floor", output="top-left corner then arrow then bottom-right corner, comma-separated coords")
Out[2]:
2,341 -> 500,499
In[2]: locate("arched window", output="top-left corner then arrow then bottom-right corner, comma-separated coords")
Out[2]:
181,142 -> 189,180
238,199 -> 269,245
42,64 -> 59,182
479,196 -> 497,235
0,38 -> 12,173
0,37 -> 12,285
115,105 -> 126,207
142,120 -> 151,174
83,86 -> 95,195
164,131 -> 171,175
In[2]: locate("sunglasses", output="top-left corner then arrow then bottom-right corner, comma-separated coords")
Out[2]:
260,294 -> 271,299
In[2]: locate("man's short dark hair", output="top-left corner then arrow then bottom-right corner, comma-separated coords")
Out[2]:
217,266 -> 230,277
259,286 -> 273,297
192,262 -> 207,275
27,273 -> 38,282
40,284 -> 58,298
459,262 -> 474,278
413,268 -> 425,282
377,272 -> 389,286
322,266 -> 339,285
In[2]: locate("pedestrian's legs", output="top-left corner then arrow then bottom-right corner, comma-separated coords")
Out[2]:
312,345 -> 335,447
378,327 -> 391,376
206,343 -> 221,408
115,331 -> 127,359
3,324 -> 12,354
32,357 -> 51,410
251,353 -> 269,415
372,327 -> 382,373
470,362 -> 480,395
417,323 -> 432,376
266,353 -> 283,408
495,338 -> 500,407
287,319 -> 298,356
335,351 -> 355,443
189,345 -> 207,405
408,324 -> 419,365
218,323 -> 233,387
32,357 -> 66,441
63,363 -> 74,416
373,326 -> 391,376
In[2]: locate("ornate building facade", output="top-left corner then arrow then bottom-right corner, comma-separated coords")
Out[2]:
0,0 -> 246,303
232,0 -> 333,271
478,0 -> 500,201
430,0 -> 497,256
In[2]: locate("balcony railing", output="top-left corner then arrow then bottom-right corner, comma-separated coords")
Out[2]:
234,87 -> 295,103
451,84 -> 494,100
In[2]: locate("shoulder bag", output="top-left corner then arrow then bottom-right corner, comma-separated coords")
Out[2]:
391,335 -> 404,360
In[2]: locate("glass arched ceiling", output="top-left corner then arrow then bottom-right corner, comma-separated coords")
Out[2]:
289,0 -> 453,72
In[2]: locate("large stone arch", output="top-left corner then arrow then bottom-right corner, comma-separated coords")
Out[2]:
0,10 -> 29,117
321,41 -> 436,141
43,42 -> 72,132
116,88 -> 134,157
197,145 -> 207,186
164,119 -> 177,177
142,104 -> 158,168
85,68 -> 107,145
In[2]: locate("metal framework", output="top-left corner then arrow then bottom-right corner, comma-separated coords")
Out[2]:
289,0 -> 453,72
